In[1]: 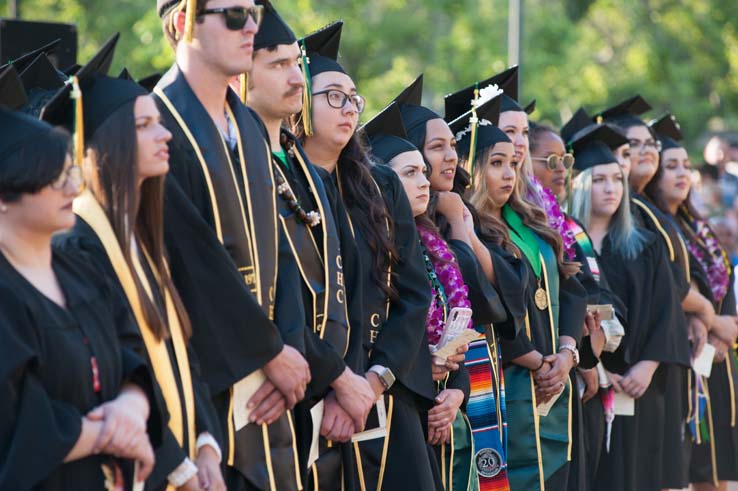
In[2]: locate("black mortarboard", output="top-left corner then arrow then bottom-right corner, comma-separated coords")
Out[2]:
560,107 -> 592,147
524,99 -> 536,115
569,123 -> 628,171
254,0 -> 296,50
156,0 -> 198,43
0,66 -> 27,110
137,73 -> 163,93
451,94 -> 509,160
17,53 -> 68,117
0,107 -> 55,161
363,102 -> 418,164
42,73 -> 147,140
392,74 -> 442,142
40,33 -> 121,130
649,113 -> 683,152
300,21 -> 345,77
0,39 -> 61,73
444,81 -> 503,126
596,94 -> 652,127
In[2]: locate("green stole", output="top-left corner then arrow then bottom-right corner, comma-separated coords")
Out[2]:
502,205 -> 571,491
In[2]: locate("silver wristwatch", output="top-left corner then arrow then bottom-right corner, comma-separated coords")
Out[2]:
558,343 -> 580,367
368,365 -> 396,391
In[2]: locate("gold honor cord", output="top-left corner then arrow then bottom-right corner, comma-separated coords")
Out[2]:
73,192 -> 197,465
524,314 -> 546,491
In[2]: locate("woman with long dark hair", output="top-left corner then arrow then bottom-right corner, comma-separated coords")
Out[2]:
0,107 -> 158,491
465,101 -> 587,490
48,73 -> 225,491
293,22 -> 439,490
644,114 -> 738,491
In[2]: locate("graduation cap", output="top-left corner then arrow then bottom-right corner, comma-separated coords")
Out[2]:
362,102 -> 418,164
156,0 -> 200,43
254,0 -> 296,50
569,123 -> 628,172
137,73 -> 163,93
297,21 -> 345,136
0,107 -> 55,162
560,107 -> 592,147
390,74 -> 441,143
448,93 -> 508,184
16,53 -> 69,117
0,38 -> 61,74
649,113 -> 684,152
595,94 -> 652,128
524,99 -> 536,115
0,66 -> 28,110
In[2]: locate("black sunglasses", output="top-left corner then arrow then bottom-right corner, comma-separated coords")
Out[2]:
198,5 -> 263,30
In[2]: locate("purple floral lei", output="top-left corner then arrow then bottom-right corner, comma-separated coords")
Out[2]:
682,209 -> 731,302
417,226 -> 473,345
527,175 -> 576,260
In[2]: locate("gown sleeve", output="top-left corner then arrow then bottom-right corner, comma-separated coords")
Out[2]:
448,239 -> 507,326
484,242 -> 529,342
0,287 -> 83,490
369,166 -> 436,405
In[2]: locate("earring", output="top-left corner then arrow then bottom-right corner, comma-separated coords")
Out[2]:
0,205 -> 6,213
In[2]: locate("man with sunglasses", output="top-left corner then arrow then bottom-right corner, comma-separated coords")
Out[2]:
154,1 -> 312,490
233,3 -> 376,488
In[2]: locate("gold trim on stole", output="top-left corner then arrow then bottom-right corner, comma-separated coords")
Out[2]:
632,198 -> 675,261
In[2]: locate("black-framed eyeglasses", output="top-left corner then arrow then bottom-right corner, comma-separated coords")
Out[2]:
51,165 -> 83,192
532,153 -> 574,170
312,89 -> 366,114
198,5 -> 263,30
628,139 -> 662,153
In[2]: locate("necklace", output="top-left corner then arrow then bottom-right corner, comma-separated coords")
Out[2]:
273,158 -> 321,227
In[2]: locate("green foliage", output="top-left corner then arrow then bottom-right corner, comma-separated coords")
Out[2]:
3,0 -> 738,153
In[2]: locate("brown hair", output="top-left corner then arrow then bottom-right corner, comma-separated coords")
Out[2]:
85,99 -> 192,340
469,144 -> 579,278
160,0 -> 210,49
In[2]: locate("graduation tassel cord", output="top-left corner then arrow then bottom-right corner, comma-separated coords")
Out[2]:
467,82 -> 480,187
70,76 -> 85,168
300,42 -> 314,136
184,0 -> 197,43
239,73 -> 248,104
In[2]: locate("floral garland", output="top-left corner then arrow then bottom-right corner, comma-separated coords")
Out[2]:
681,206 -> 730,302
527,175 -> 576,260
417,225 -> 473,345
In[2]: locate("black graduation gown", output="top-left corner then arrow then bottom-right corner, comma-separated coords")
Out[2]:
631,195 -> 693,488
54,218 -> 221,490
0,248 -> 161,491
327,163 -> 438,490
688,249 -> 738,483
594,230 -> 686,491
154,65 -> 301,490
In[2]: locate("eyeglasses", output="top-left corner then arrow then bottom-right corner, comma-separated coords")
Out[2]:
628,139 -> 662,153
51,165 -> 83,192
198,5 -> 263,30
532,153 -> 574,170
312,89 -> 366,114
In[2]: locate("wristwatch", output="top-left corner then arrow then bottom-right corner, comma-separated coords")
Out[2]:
558,343 -> 580,367
368,365 -> 396,391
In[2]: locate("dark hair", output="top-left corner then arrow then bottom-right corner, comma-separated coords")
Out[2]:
529,123 -> 560,154
0,127 -> 70,202
85,100 -> 192,340
292,117 -> 398,300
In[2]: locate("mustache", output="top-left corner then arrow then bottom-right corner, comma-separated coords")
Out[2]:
283,87 -> 303,98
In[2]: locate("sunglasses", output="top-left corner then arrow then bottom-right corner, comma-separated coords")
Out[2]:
313,89 -> 366,114
532,153 -> 574,170
198,5 -> 263,30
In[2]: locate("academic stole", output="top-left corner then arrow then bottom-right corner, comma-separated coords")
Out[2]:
465,330 -> 510,491
74,192 -> 196,471
564,216 -> 600,283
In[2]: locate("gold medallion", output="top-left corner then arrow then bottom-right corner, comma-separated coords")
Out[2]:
534,287 -> 548,310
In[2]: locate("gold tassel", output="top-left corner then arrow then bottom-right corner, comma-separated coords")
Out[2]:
596,115 -> 603,124
239,73 -> 248,104
70,76 -> 84,167
467,84 -> 480,187
300,43 -> 314,136
184,0 -> 197,43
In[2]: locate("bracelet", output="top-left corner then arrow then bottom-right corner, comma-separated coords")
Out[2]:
534,356 -> 546,371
